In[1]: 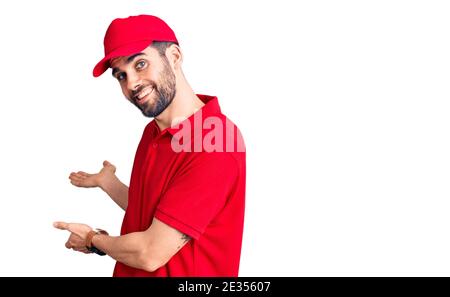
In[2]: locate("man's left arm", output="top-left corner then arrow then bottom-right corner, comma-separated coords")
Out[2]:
54,218 -> 191,272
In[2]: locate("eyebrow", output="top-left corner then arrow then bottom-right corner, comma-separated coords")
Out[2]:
111,53 -> 146,77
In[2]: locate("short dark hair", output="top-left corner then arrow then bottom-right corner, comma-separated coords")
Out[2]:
150,41 -> 178,57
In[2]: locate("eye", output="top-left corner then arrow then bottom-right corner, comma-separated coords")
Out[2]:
116,72 -> 126,81
136,60 -> 147,70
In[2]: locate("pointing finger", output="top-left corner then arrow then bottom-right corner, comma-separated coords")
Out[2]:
53,221 -> 70,231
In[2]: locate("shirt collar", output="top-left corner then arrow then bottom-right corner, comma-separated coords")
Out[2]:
149,94 -> 222,140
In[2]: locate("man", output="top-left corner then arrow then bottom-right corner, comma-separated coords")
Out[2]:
54,15 -> 246,277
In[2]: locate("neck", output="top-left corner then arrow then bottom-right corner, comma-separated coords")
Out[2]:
154,75 -> 204,131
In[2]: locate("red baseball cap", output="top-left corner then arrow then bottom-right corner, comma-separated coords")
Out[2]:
93,15 -> 178,77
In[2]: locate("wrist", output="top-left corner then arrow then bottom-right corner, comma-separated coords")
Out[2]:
98,174 -> 117,192
86,228 -> 109,256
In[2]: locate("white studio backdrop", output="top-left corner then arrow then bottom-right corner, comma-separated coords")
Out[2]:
0,0 -> 449,276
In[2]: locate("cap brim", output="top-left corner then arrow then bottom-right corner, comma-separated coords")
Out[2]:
92,40 -> 154,77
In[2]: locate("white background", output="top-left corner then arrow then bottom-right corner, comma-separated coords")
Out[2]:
0,0 -> 449,276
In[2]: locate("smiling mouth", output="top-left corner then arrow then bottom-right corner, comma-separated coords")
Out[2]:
134,87 -> 154,104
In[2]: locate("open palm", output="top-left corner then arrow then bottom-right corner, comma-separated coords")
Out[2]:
69,160 -> 116,188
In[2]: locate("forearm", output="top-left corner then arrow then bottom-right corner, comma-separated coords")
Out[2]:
99,174 -> 128,210
92,232 -> 158,272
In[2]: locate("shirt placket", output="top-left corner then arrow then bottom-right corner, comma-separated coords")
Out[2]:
137,130 -> 168,227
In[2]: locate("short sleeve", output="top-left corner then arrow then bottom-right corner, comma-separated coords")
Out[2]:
155,152 -> 238,240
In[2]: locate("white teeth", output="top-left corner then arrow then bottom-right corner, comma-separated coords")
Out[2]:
137,87 -> 153,100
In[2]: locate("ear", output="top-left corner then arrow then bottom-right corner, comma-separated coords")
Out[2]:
166,44 -> 183,71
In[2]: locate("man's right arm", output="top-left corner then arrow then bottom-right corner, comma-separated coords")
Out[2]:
98,173 -> 129,210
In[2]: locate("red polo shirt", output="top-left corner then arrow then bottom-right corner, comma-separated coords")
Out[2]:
113,94 -> 246,277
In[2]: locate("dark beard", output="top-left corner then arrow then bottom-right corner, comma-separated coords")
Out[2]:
134,59 -> 176,118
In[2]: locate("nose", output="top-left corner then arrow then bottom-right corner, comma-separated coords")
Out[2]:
126,72 -> 143,96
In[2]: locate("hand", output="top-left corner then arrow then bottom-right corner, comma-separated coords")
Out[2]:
53,222 -> 93,254
69,160 -> 116,189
